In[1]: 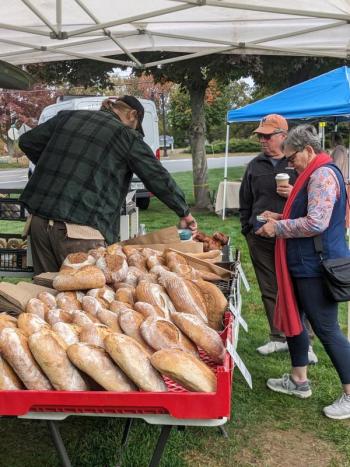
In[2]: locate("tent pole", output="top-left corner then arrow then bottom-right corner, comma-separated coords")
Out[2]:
222,123 -> 230,220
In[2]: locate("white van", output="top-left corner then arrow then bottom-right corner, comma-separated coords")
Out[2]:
29,96 -> 160,209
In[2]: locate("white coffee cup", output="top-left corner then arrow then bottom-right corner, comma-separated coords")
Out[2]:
275,173 -> 290,187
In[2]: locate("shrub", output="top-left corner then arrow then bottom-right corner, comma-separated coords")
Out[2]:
183,138 -> 260,154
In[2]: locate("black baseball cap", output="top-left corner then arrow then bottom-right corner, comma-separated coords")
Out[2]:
117,95 -> 145,136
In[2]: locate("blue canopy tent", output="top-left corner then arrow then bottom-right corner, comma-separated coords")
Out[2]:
221,66 -> 350,221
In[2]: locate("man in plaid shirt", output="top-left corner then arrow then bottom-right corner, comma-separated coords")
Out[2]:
19,96 -> 197,274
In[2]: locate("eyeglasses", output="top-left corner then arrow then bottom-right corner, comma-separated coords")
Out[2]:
286,150 -> 299,164
257,132 -> 283,141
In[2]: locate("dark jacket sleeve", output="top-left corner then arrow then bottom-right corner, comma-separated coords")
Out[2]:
124,133 -> 190,218
239,163 -> 253,235
18,116 -> 58,164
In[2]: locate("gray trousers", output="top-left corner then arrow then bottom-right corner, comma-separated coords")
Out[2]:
30,215 -> 106,275
246,231 -> 314,342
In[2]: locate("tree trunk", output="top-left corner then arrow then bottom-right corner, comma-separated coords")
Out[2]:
189,85 -> 211,209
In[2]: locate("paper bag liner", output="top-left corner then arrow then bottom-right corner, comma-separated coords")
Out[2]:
121,226 -> 180,246
165,248 -> 232,281
120,241 -> 203,254
0,281 -> 57,315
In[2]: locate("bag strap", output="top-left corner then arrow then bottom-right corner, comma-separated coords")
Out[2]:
313,235 -> 324,260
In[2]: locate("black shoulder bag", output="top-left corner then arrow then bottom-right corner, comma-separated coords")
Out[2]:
313,235 -> 350,302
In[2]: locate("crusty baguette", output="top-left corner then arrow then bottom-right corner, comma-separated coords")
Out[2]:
140,316 -> 198,356
28,330 -> 88,391
72,310 -> 100,327
46,308 -> 74,326
96,254 -> 128,283
52,322 -> 81,349
118,309 -> 153,354
17,312 -> 50,337
170,311 -> 225,363
151,349 -> 217,392
79,323 -> 111,348
109,300 -> 133,313
87,287 -> 115,305
0,328 -> 52,390
37,292 -> 57,309
67,343 -> 137,392
134,302 -> 165,319
0,355 -> 24,389
25,298 -> 48,320
0,313 -> 17,333
104,333 -> 167,392
191,280 -> 227,330
115,287 -> 134,307
82,296 -> 103,316
53,265 -> 106,291
97,308 -> 122,333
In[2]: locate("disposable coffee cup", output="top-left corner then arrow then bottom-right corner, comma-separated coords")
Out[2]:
275,173 -> 290,187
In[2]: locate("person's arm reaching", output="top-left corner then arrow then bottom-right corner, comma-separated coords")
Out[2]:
18,114 -> 58,164
239,165 -> 253,235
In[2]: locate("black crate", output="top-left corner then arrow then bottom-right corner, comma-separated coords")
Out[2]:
0,234 -> 33,274
0,198 -> 26,221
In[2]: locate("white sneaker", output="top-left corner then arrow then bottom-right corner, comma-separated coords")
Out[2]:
257,341 -> 288,355
323,393 -> 350,420
308,345 -> 318,365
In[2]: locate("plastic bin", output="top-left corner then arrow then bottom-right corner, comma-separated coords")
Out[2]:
0,233 -> 33,274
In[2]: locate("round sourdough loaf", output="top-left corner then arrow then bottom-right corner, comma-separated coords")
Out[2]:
53,266 -> 106,291
151,349 -> 217,393
62,252 -> 96,270
104,333 -> 167,392
96,254 -> 128,283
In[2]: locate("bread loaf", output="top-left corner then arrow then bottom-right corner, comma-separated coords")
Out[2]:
25,298 -> 48,320
97,308 -> 122,333
88,246 -> 106,260
79,323 -> 111,348
87,286 -> 115,305
140,316 -> 198,356
0,313 -> 17,332
62,252 -> 96,270
0,328 -> 52,390
135,281 -> 175,319
109,300 -> 133,313
53,265 -> 106,291
158,271 -> 208,323
52,322 -> 80,349
96,254 -> 128,283
134,302 -> 165,319
37,292 -> 57,309
104,333 -> 167,392
0,355 -> 24,389
106,243 -> 126,257
28,330 -> 88,391
118,309 -> 153,354
56,292 -> 82,311
115,287 -> 134,307
151,349 -> 217,392
46,308 -> 74,326
17,313 -> 50,337
170,311 -> 225,363
72,310 -> 99,327
127,252 -> 147,272
82,296 -> 103,316
67,343 -> 137,391
191,280 -> 227,330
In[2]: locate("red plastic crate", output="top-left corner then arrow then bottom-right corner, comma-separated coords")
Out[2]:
0,313 -> 234,420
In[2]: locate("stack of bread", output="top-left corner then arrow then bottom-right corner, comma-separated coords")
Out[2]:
0,245 -> 229,393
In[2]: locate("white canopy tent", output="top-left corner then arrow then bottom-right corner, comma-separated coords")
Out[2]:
0,1 -> 350,68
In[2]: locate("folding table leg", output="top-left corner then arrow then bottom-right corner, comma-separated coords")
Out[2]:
148,425 -> 173,467
219,425 -> 229,438
47,420 -> 72,467
115,418 -> 133,467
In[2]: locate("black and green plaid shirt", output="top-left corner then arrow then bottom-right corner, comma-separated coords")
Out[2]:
19,109 -> 189,244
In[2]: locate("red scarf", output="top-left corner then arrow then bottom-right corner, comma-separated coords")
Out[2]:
274,152 -> 332,336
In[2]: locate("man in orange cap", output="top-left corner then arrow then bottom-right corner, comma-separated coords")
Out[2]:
239,114 -> 317,362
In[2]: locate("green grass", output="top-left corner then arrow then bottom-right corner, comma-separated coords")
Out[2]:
0,167 -> 350,466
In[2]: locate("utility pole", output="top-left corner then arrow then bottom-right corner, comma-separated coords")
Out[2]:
160,92 -> 168,158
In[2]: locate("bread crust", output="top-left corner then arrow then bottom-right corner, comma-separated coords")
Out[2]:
53,266 -> 106,291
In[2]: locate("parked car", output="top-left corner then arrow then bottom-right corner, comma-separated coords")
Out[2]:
28,96 -> 160,210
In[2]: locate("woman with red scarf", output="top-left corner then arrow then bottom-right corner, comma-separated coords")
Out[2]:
256,124 -> 350,420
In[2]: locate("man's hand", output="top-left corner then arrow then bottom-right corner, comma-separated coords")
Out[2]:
179,214 -> 198,234
259,211 -> 282,221
256,219 -> 278,238
276,183 -> 293,198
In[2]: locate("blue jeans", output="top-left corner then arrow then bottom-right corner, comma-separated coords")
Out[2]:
287,277 -> 350,384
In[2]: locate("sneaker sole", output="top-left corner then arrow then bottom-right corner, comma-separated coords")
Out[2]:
323,410 -> 350,420
266,381 -> 312,399
257,348 -> 289,356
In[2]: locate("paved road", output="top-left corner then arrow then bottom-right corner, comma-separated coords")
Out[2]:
0,155 -> 254,189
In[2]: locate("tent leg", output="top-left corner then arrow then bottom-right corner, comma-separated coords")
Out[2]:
222,123 -> 230,220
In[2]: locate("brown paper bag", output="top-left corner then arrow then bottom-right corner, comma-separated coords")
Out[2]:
121,226 -> 180,245
121,241 -> 203,254
165,248 -> 232,281
0,281 -> 57,315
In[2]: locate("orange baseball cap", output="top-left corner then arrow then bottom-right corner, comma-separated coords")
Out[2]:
253,114 -> 288,135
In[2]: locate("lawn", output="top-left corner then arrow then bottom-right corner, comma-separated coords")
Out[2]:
0,167 -> 349,466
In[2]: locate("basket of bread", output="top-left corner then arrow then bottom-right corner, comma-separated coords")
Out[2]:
0,245 -> 235,419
